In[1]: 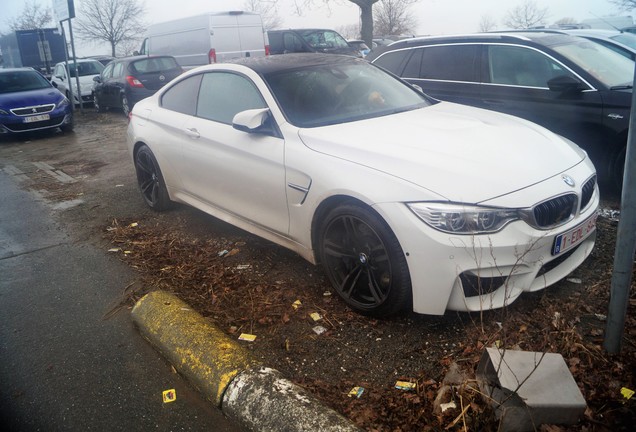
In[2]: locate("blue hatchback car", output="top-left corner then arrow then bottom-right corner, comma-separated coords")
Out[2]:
0,67 -> 73,136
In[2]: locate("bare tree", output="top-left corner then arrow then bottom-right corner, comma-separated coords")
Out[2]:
479,14 -> 498,32
75,0 -> 146,57
7,0 -> 53,31
555,17 -> 578,25
610,0 -> 636,9
336,23 -> 362,39
243,0 -> 283,30
503,0 -> 549,29
373,0 -> 417,37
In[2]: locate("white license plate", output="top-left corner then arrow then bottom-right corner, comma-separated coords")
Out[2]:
552,212 -> 598,255
23,114 -> 50,123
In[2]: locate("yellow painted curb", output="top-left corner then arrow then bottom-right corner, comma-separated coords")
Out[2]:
131,290 -> 259,406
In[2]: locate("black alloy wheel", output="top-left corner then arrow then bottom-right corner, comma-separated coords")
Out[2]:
319,204 -> 411,316
134,145 -> 171,211
121,95 -> 131,117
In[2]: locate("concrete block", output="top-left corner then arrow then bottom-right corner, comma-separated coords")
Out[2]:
223,366 -> 361,432
476,348 -> 586,431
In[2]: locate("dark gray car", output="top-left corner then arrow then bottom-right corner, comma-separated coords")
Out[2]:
267,29 -> 361,57
92,55 -> 182,117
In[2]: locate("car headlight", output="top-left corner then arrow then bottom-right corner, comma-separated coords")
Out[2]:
407,202 -> 520,234
57,97 -> 70,108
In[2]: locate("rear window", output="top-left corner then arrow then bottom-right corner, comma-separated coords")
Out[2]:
0,70 -> 52,94
131,57 -> 180,74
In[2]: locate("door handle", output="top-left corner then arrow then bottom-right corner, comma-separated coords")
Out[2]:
184,128 -> 200,139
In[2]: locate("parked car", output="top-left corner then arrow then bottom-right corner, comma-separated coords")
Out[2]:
138,11 -> 268,69
51,58 -> 104,105
561,29 -> 636,60
367,32 -> 634,189
500,29 -> 636,60
347,40 -> 371,57
92,55 -> 182,116
267,29 -> 361,57
0,67 -> 73,136
88,55 -> 116,66
127,54 -> 598,317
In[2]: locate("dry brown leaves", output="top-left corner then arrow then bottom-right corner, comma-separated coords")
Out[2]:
105,216 -> 635,431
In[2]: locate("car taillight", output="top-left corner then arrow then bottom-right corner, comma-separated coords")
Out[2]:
265,45 -> 270,56
126,76 -> 144,88
209,48 -> 217,63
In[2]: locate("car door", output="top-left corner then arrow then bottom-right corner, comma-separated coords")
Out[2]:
178,71 -> 289,235
106,62 -> 126,108
480,44 -> 604,146
95,63 -> 113,107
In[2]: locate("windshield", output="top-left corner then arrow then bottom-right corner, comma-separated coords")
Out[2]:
299,30 -> 350,50
69,61 -> 104,77
265,61 -> 432,128
0,70 -> 52,94
552,39 -> 634,88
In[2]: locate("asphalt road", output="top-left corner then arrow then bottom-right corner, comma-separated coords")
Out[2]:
0,169 -> 242,431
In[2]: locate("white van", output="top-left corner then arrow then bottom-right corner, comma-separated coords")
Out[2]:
138,11 -> 268,68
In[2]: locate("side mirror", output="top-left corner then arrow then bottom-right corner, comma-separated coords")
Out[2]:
133,50 -> 140,56
232,108 -> 276,135
93,76 -> 102,83
547,75 -> 586,93
51,81 -> 58,88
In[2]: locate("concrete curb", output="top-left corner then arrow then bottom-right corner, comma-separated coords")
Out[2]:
132,291 -> 360,432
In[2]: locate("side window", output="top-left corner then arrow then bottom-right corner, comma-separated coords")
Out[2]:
420,45 -> 480,82
402,48 -> 423,78
373,49 -> 412,75
283,33 -> 304,52
102,63 -> 113,79
196,72 -> 267,124
161,75 -> 202,115
488,45 -> 574,87
112,63 -> 124,78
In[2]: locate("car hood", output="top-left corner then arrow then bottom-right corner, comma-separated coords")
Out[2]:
0,88 -> 64,109
297,102 -> 587,203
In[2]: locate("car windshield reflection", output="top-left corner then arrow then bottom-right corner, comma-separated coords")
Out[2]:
265,62 -> 432,127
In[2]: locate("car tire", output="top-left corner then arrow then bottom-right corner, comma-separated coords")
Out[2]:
318,203 -> 412,316
93,93 -> 103,113
134,145 -> 172,211
60,117 -> 74,134
60,124 -> 74,133
121,95 -> 131,117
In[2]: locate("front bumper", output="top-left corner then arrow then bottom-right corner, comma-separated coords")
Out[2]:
1,112 -> 73,134
374,162 -> 599,315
